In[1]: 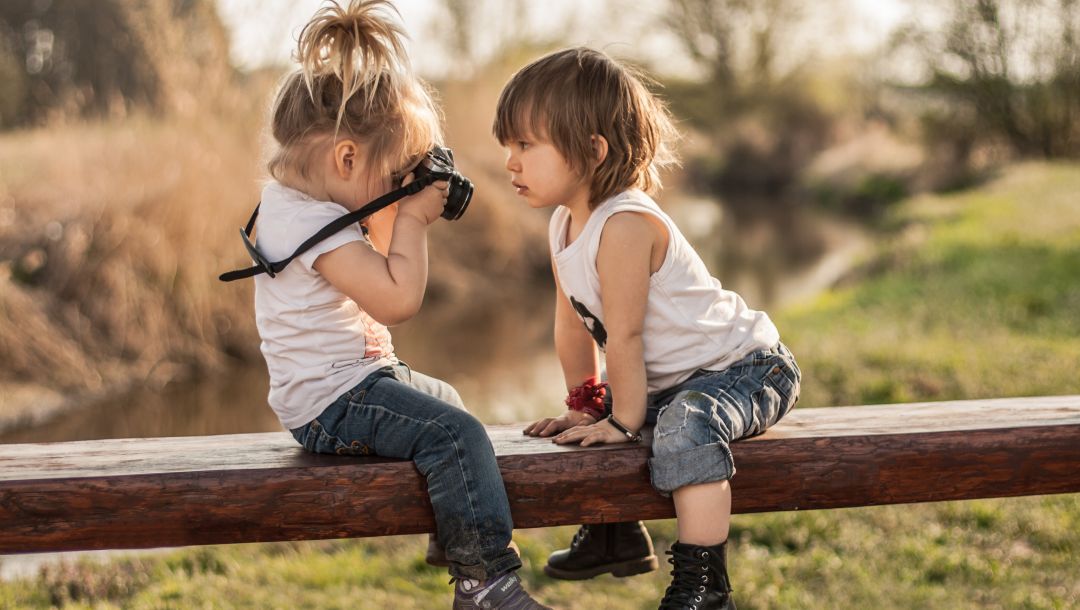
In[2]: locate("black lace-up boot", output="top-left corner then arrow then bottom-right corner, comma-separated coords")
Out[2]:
658,541 -> 735,610
544,521 -> 658,580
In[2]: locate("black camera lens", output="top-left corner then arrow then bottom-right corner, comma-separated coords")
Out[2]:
441,173 -> 473,220
413,146 -> 473,221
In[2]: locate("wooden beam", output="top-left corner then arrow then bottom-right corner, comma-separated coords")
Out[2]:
1,395 -> 1078,554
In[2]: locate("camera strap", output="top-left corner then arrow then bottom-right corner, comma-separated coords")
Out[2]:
218,174 -> 438,282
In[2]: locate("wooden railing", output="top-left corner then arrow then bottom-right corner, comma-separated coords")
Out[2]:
1,395 -> 1078,554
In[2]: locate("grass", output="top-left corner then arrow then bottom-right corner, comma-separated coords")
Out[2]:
2,163 -> 1079,608
780,161 -> 1080,409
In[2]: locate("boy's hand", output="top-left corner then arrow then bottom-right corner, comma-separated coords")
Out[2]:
552,418 -> 630,447
523,410 -> 596,437
398,173 -> 448,225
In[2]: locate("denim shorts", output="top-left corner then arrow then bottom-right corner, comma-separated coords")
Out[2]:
644,342 -> 801,495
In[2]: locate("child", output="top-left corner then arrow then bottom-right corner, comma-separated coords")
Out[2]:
247,2 -> 549,608
495,48 -> 801,610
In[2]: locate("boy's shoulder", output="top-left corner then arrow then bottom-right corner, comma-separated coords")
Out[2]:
597,189 -> 666,224
602,188 -> 659,210
601,208 -> 658,242
548,190 -> 663,247
602,191 -> 669,238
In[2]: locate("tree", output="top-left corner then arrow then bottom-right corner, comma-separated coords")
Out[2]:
898,0 -> 1080,158
664,0 -> 807,103
662,0 -> 835,193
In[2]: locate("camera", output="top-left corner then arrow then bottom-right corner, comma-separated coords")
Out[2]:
410,146 -> 473,221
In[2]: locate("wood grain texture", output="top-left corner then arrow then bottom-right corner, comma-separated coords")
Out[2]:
2,395 -> 1078,554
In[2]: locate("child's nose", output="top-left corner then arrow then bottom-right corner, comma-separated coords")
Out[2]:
504,151 -> 520,172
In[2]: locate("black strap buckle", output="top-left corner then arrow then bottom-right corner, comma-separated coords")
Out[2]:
239,228 -> 276,278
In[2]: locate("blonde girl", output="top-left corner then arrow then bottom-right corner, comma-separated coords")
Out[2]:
244,2 -> 549,608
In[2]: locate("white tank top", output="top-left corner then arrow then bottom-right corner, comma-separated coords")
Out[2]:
549,189 -> 779,393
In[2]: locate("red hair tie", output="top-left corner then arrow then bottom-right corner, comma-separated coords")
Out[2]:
566,376 -> 608,421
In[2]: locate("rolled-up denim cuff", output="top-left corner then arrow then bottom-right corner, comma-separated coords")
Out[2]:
450,549 -> 522,581
649,441 -> 735,496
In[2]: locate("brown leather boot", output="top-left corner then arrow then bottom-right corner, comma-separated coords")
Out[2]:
544,521 -> 659,580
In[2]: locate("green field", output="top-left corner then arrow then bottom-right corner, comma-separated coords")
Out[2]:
2,162 -> 1078,609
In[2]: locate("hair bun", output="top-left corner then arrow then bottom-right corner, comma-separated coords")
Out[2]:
296,0 -> 411,114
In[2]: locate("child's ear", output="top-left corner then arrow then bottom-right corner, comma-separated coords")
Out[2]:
333,139 -> 360,179
590,134 -> 609,167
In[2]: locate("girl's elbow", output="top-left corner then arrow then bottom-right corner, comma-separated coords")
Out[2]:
373,301 -> 421,326
355,293 -> 423,327
370,310 -> 407,327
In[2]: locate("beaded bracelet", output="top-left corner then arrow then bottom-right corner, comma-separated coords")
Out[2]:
565,376 -> 608,421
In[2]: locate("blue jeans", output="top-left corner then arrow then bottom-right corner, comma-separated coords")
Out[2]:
290,364 -> 521,580
644,342 -> 801,495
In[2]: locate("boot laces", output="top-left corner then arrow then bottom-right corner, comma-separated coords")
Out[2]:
659,547 -> 712,609
569,525 -> 591,551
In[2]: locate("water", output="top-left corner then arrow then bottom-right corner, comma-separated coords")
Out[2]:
0,292 -> 564,444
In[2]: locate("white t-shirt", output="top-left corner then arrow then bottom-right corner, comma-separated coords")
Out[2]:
549,189 -> 779,393
253,182 -> 395,430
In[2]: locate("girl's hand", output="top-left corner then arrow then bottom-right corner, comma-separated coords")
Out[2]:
553,418 -> 630,447
523,410 -> 596,437
398,173 -> 448,225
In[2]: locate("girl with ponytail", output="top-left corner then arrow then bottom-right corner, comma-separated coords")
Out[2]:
247,3 -> 549,607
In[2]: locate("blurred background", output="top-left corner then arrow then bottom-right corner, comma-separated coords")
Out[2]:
1,1 -> 1078,608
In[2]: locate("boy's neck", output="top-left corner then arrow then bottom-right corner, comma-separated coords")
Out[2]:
563,194 -> 595,245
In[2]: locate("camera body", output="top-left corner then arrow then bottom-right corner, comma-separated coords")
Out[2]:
411,146 -> 473,221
